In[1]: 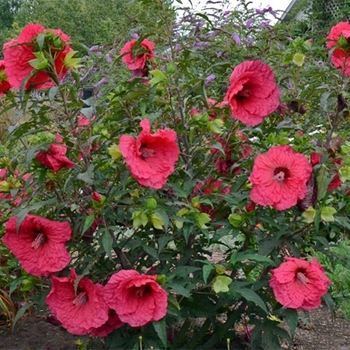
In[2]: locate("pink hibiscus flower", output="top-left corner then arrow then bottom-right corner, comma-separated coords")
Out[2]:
46,268 -> 110,336
224,60 -> 280,126
3,23 -> 73,90
36,143 -> 75,172
326,22 -> 350,76
88,309 -> 124,337
120,38 -> 155,70
2,214 -> 71,277
249,145 -> 313,211
104,270 -> 168,327
269,257 -> 331,310
0,60 -> 11,95
119,119 -> 180,189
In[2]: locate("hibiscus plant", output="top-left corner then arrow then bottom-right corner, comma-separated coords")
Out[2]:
1,0 -> 350,349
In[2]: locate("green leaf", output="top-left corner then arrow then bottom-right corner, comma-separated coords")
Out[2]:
302,206 -> 316,224
339,166 -> 350,182
316,165 -> 331,200
64,50 -> 82,68
236,287 -> 268,313
48,86 -> 59,101
149,69 -> 167,86
152,318 -> 167,348
292,53 -> 305,67
202,263 -> 213,284
320,206 -> 336,222
12,303 -> 33,332
283,308 -> 298,338
228,213 -> 243,228
213,275 -> 232,293
195,212 -> 211,229
77,165 -> 94,184
151,213 -> 164,230
101,230 -> 113,259
29,51 -> 48,70
230,251 -> 274,266
36,33 -> 45,50
82,214 -> 95,233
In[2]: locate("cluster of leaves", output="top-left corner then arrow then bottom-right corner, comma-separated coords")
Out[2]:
1,0 -> 350,348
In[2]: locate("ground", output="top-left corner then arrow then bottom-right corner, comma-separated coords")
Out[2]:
1,304 -> 350,350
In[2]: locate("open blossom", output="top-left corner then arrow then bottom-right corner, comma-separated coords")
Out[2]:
269,257 -> 331,310
104,270 -> 168,327
224,60 -> 280,126
2,215 -> 71,277
119,119 -> 179,189
36,143 -> 75,172
249,145 -> 313,210
3,24 -> 73,90
0,60 -> 11,95
326,22 -> 350,76
46,268 -> 110,335
120,38 -> 155,70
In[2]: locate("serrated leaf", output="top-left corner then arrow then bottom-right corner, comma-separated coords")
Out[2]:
213,275 -> 232,293
283,308 -> 298,338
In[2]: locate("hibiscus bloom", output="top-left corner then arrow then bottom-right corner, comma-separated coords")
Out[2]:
36,143 -> 75,172
326,22 -> 350,76
269,257 -> 331,310
119,119 -> 179,189
249,145 -> 313,210
46,268 -> 110,336
88,309 -> 124,337
104,270 -> 168,327
120,38 -> 155,70
2,214 -> 71,277
224,60 -> 280,126
0,60 -> 11,95
3,23 -> 73,90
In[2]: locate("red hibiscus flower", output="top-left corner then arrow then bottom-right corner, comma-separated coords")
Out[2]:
36,143 -> 75,172
269,257 -> 331,310
46,268 -> 110,336
0,60 -> 11,95
2,214 -> 71,277
104,270 -> 168,327
120,39 -> 155,70
249,145 -> 313,211
119,119 -> 179,189
224,60 -> 280,126
326,22 -> 350,76
3,23 -> 73,90
88,309 -> 124,337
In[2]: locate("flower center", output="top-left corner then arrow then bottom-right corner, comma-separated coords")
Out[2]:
73,291 -> 88,306
31,232 -> 46,249
140,146 -> 155,159
273,167 -> 290,183
135,285 -> 150,297
236,87 -> 251,101
296,271 -> 310,285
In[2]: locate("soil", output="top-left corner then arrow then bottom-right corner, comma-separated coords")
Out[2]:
0,305 -> 349,350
